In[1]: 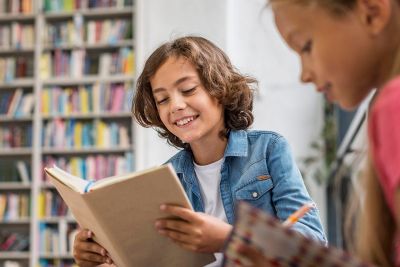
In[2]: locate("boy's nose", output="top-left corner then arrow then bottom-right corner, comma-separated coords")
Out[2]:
170,96 -> 186,113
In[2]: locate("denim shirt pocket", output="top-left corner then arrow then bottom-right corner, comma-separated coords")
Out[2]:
235,176 -> 274,202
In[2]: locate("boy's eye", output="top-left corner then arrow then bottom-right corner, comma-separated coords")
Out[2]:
156,97 -> 168,105
301,40 -> 312,53
182,87 -> 196,94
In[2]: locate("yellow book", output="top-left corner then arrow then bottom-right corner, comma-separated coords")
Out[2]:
37,192 -> 45,218
79,86 -> 89,114
41,89 -> 50,114
39,53 -> 51,79
124,50 -> 135,74
44,164 -> 215,267
95,120 -> 106,147
74,122 -> 82,148
0,195 -> 6,219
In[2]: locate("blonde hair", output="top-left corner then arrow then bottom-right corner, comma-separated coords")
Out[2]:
352,154 -> 396,267
352,39 -> 400,267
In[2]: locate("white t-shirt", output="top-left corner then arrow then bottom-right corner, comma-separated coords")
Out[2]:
193,158 -> 228,267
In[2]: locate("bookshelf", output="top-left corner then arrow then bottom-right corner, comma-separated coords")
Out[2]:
0,0 -> 136,266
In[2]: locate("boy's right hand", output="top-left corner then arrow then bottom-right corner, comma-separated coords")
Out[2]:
73,229 -> 113,267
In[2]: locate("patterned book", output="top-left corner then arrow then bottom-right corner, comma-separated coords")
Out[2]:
223,201 -> 374,267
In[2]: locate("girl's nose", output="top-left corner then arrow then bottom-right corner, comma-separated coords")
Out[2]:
300,59 -> 314,84
300,68 -> 313,83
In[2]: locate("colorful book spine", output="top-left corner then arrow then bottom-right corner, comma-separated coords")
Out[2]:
42,153 -> 134,181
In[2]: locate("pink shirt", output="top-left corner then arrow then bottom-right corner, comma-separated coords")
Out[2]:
369,76 -> 400,266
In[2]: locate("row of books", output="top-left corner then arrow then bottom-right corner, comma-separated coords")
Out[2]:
38,190 -> 69,218
86,19 -> 132,45
0,124 -> 32,148
0,23 -> 35,50
2,261 -> 25,267
0,89 -> 34,117
41,82 -> 133,115
40,48 -> 134,78
42,153 -> 134,181
42,119 -> 130,148
0,160 -> 30,183
45,14 -> 83,47
0,193 -> 30,221
0,57 -> 34,83
38,222 -> 78,254
43,0 -> 133,12
44,18 -> 132,47
0,0 -> 33,14
39,260 -> 78,267
0,231 -> 30,252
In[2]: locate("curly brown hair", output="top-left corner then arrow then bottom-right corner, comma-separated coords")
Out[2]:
133,36 -> 257,149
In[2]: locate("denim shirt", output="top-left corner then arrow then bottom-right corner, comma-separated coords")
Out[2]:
167,130 -> 327,243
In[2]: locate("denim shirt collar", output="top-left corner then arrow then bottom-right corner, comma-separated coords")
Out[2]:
224,130 -> 248,157
173,129 -> 248,177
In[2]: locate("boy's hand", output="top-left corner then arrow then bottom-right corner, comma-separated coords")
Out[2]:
155,204 -> 232,253
73,229 -> 113,267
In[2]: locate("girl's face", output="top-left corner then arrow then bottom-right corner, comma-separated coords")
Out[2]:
150,56 -> 225,146
272,2 -> 378,110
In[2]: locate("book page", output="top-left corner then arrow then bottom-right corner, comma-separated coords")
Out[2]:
45,165 -> 89,193
89,164 -> 170,190
223,201 -> 375,267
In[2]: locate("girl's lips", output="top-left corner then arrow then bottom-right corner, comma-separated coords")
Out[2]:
317,83 -> 333,101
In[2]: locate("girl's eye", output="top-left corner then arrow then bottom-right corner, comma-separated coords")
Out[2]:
301,40 -> 312,53
182,87 -> 196,94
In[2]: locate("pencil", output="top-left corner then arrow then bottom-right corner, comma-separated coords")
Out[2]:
282,202 -> 316,227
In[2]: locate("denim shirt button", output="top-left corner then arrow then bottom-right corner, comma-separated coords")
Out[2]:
252,192 -> 258,198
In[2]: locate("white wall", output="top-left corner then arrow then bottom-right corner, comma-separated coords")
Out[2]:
225,0 -> 326,227
135,0 -> 326,227
135,0 -> 229,169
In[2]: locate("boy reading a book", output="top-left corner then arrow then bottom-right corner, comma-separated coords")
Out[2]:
73,36 -> 326,267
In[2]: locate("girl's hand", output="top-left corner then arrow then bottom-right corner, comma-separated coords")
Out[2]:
155,204 -> 232,253
73,229 -> 113,267
236,243 -> 271,267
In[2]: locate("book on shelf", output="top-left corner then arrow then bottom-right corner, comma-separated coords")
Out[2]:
16,161 -> 30,185
44,164 -> 215,267
0,232 -> 30,251
0,160 -> 30,183
0,193 -> 30,221
223,201 -> 374,267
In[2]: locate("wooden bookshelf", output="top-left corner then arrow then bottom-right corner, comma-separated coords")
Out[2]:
0,0 -> 136,266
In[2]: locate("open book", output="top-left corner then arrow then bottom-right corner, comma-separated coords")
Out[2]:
44,164 -> 215,267
223,201 -> 374,267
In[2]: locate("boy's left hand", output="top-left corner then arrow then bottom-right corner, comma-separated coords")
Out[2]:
155,204 -> 232,253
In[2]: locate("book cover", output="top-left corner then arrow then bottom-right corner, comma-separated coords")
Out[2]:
223,201 -> 374,267
44,164 -> 215,267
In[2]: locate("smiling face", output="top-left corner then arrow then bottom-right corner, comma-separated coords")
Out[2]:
150,56 -> 225,146
272,1 -> 379,109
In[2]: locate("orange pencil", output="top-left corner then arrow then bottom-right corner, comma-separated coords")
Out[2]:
282,202 -> 316,227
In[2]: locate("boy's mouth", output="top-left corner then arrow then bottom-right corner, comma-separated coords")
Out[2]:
175,115 -> 199,126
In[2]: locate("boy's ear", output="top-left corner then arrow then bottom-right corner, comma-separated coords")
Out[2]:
356,0 -> 391,35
